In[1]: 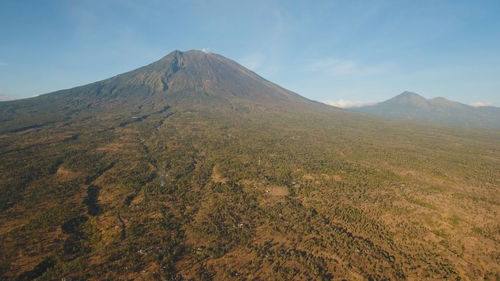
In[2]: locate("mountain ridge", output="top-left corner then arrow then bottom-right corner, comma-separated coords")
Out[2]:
352,91 -> 500,129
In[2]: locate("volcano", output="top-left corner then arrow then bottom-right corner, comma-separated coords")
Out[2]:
0,50 -> 329,135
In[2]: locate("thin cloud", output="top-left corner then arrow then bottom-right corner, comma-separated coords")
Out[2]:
239,53 -> 265,71
323,99 -> 376,108
470,101 -> 493,107
306,58 -> 389,77
307,59 -> 357,76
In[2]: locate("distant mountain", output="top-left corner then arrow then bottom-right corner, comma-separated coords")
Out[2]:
352,91 -> 500,129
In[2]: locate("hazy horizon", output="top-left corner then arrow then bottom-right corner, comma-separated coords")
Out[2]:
1,0 -> 499,106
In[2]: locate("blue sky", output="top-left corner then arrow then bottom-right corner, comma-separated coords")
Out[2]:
1,0 -> 499,106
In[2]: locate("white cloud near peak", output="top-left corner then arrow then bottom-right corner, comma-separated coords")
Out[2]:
323,99 -> 376,108
470,101 -> 493,107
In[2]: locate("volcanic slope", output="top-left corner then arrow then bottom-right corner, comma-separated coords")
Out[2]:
0,50 -> 499,280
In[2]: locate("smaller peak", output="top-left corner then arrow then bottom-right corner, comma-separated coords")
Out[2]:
391,91 -> 426,101
399,91 -> 421,97
387,91 -> 428,107
430,97 -> 462,107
